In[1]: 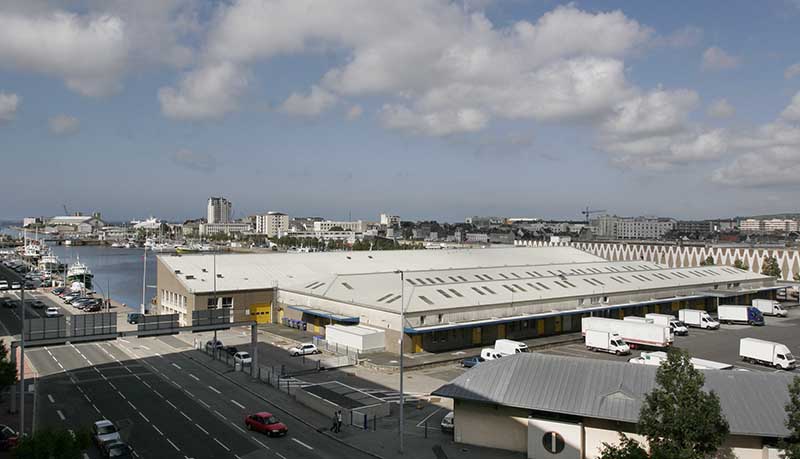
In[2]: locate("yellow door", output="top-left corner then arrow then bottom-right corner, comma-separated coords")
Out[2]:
672,301 -> 680,312
617,309 -> 624,319
554,316 -> 562,333
412,335 -> 423,353
314,317 -> 321,334
471,327 -> 481,345
250,303 -> 271,324
497,324 -> 506,339
536,320 -> 544,336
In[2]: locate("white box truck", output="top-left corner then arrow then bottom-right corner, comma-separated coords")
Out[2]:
752,299 -> 787,317
494,339 -> 529,356
480,348 -> 504,361
646,313 -> 689,336
678,309 -> 720,329
629,351 -> 732,370
585,330 -> 630,355
739,338 -> 796,370
623,316 -> 653,324
718,305 -> 765,326
581,317 -> 672,349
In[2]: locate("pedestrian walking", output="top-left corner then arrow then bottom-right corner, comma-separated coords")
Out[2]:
336,410 -> 343,432
331,411 -> 338,432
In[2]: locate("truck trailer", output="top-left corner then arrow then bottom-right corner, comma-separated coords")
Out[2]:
629,351 -> 732,370
752,299 -> 787,317
717,305 -> 764,326
739,338 -> 795,370
581,317 -> 672,349
678,309 -> 720,329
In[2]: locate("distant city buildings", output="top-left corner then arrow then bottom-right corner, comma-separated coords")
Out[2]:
47,213 -> 105,234
255,212 -> 289,237
199,222 -> 252,236
591,215 -> 676,240
313,220 -> 367,233
379,213 -> 400,228
740,218 -> 799,233
207,197 -> 232,224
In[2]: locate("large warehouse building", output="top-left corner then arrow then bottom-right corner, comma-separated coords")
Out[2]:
156,247 -> 780,353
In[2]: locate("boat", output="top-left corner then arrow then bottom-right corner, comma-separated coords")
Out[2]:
66,259 -> 93,289
176,244 -> 199,254
110,242 -> 125,248
38,250 -> 64,272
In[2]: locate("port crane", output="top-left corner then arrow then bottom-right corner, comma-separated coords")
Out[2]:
581,207 -> 606,224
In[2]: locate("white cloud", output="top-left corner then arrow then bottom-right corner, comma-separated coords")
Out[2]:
707,98 -> 735,118
381,105 -> 488,136
602,89 -> 698,138
346,105 -> 363,120
158,61 -> 248,120
48,114 -> 79,135
786,63 -> 800,79
170,149 -> 217,172
702,46 -> 740,71
280,85 -> 337,117
781,91 -> 800,122
0,92 -> 20,122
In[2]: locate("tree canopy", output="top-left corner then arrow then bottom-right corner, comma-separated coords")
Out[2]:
781,376 -> 800,458
761,256 -> 782,278
13,428 -> 91,459
0,340 -> 17,395
732,259 -> 748,271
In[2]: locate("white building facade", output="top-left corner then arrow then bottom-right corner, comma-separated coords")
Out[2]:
207,197 -> 232,224
313,220 -> 367,233
255,212 -> 289,237
199,222 -> 251,236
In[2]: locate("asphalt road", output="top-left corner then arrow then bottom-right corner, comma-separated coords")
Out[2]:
28,335 -> 375,459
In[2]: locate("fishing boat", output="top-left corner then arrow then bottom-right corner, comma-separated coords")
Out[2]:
38,250 -> 64,272
66,259 -> 93,289
175,244 -> 199,254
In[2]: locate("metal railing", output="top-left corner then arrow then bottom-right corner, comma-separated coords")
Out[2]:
312,336 -> 363,360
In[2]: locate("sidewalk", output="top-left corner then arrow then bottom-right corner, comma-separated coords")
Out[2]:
188,348 -> 521,459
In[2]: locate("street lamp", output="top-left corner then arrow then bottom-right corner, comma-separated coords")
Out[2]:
394,269 -> 405,454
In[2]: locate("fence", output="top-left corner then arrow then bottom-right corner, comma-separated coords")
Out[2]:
312,336 -> 362,360
201,343 -> 312,395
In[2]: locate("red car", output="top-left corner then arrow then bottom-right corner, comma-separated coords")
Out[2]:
244,412 -> 288,436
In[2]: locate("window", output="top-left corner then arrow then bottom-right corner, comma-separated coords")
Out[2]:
449,288 -> 464,298
590,296 -> 600,304
578,298 -> 585,305
407,279 -> 418,286
310,282 -> 326,289
502,285 -> 515,293
377,293 -> 393,302
527,283 -> 541,291
419,296 -> 434,305
483,274 -> 493,280
341,282 -> 353,290
222,297 -> 233,308
499,273 -> 510,279
482,286 -> 496,294
536,282 -> 550,290
437,289 -> 452,299
425,278 -> 436,284
438,314 -> 443,323
420,316 -> 425,325
207,297 -> 218,309
591,278 -> 604,286
563,280 -> 577,288
448,276 -> 459,282
386,295 -> 402,304
511,272 -> 522,278
603,296 -> 609,303
435,277 -> 445,283
471,287 -> 486,295
512,284 -> 527,292
457,276 -> 468,282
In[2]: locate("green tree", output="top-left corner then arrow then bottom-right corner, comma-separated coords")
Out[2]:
781,376 -> 800,458
0,340 -> 17,396
13,428 -> 91,459
761,256 -> 782,278
639,349 -> 729,459
793,272 -> 800,282
733,259 -> 748,271
598,434 -> 648,459
699,256 -> 715,266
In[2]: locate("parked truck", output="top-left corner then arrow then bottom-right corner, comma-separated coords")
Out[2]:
629,351 -> 732,370
585,330 -> 630,355
581,317 -> 672,349
739,338 -> 796,370
623,316 -> 653,324
752,299 -> 787,317
646,313 -> 689,336
480,348 -> 504,361
717,305 -> 764,326
494,339 -> 529,356
678,309 -> 720,329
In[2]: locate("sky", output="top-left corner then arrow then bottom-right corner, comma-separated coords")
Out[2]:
1,0 -> 800,223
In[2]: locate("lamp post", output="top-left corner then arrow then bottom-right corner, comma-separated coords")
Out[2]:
394,269 -> 405,454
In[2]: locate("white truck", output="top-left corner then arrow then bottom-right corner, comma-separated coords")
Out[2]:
752,299 -> 787,317
480,348 -> 504,360
581,317 -> 672,349
717,305 -> 765,326
585,330 -> 630,355
646,313 -> 689,336
739,338 -> 796,370
678,309 -> 720,329
494,339 -> 529,356
629,351 -> 732,370
623,316 -> 653,324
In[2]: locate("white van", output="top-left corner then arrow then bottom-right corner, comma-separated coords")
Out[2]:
480,348 -> 503,360
494,339 -> 529,356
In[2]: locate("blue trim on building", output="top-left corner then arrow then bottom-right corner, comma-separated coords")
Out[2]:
287,305 -> 360,323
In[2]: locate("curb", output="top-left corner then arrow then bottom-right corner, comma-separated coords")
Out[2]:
187,351 -> 385,459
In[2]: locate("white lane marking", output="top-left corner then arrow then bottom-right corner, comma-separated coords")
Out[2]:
118,392 -> 126,400
57,362 -> 64,370
185,390 -> 195,398
142,381 -> 152,389
208,386 -> 221,394
276,453 -> 288,459
166,401 -> 177,410
155,352 -> 162,358
167,439 -> 180,451
180,411 -> 192,421
108,382 -> 117,390
232,424 -> 246,434
119,338 -> 130,343
172,363 -> 181,370
416,407 -> 443,427
197,399 -> 210,408
213,410 -> 224,418
153,390 -> 163,398
139,345 -> 150,350
189,374 -> 200,381
128,401 -> 137,410
57,410 -> 65,421
153,425 -> 164,436
92,404 -> 101,413
195,424 -> 209,435
292,438 -> 314,450
213,438 -> 230,452
47,394 -> 54,403
83,394 -> 91,402
172,381 -> 182,389
139,412 -> 150,422
230,400 -> 245,410
250,437 -> 267,449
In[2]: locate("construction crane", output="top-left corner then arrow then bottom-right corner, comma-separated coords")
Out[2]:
581,207 -> 606,224
62,204 -> 70,216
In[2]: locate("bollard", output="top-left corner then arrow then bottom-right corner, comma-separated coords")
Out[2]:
363,415 -> 367,430
424,420 -> 428,438
373,415 -> 376,432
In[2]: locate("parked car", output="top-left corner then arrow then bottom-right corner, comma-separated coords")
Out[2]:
206,339 -> 224,350
71,297 -> 95,309
92,420 -> 121,446
244,412 -> 288,436
460,356 -> 484,368
30,300 -> 45,309
0,281 -> 8,290
84,303 -> 103,312
234,351 -> 252,365
127,313 -> 143,324
0,424 -> 19,451
440,411 -> 454,433
288,343 -> 319,356
45,307 -> 61,318
223,346 -> 238,356
10,283 -> 20,290
0,298 -> 11,308
101,440 -> 133,458
51,287 -> 65,295
62,292 -> 81,304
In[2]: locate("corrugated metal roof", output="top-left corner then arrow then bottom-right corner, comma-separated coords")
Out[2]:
431,353 -> 792,438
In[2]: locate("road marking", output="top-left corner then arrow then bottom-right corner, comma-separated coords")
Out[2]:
167,439 -> 180,451
232,424 -> 246,433
172,363 -> 181,370
166,400 -> 178,410
292,438 -> 314,450
83,394 -> 91,402
213,438 -> 230,452
416,407 -> 443,427
214,410 -> 225,418
189,374 -> 200,381
231,399 -> 245,409
208,386 -> 221,394
250,437 -> 267,448
139,412 -> 150,422
47,394 -> 54,403
180,411 -> 192,421
142,381 -> 152,389
57,410 -> 65,421
153,390 -> 163,398
155,352 -> 162,358
118,391 -> 126,400
185,390 -> 195,398
195,424 -> 209,435
172,381 -> 182,389
153,425 -> 164,436
276,453 -> 287,459
128,401 -> 137,410
197,399 -> 210,408
109,382 -> 117,390
92,404 -> 100,413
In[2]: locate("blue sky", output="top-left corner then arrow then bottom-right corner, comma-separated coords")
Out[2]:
1,0 -> 800,222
